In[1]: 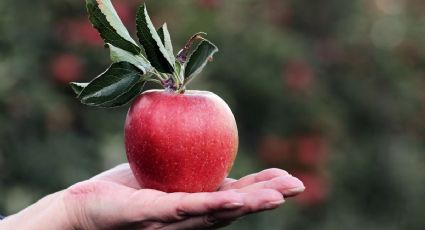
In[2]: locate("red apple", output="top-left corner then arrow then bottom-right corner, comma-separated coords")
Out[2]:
125,90 -> 238,193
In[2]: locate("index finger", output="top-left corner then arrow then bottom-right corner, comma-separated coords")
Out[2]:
219,168 -> 288,191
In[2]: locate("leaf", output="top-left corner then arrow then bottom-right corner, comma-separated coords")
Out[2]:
78,62 -> 144,107
86,0 -> 140,54
98,81 -> 145,108
70,82 -> 89,95
176,32 -> 207,63
108,44 -> 152,73
157,23 -> 175,61
184,39 -> 218,80
174,61 -> 183,83
136,4 -> 174,73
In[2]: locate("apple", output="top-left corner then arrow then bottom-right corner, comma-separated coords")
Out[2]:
72,2 -> 238,193
50,53 -> 84,84
124,90 -> 238,193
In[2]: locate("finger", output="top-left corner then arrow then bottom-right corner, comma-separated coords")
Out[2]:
220,178 -> 237,187
211,189 -> 285,221
165,189 -> 285,229
91,163 -> 141,189
160,216 -> 233,230
237,175 -> 305,197
127,189 -> 246,222
219,168 -> 288,191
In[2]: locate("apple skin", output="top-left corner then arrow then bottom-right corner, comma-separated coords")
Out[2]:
125,90 -> 238,193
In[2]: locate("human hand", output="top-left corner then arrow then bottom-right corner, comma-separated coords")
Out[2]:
62,163 -> 304,230
0,164 -> 304,230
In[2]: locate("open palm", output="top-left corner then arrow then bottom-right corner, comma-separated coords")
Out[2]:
64,164 -> 304,230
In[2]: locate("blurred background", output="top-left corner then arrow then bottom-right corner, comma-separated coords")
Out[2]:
1,0 -> 425,229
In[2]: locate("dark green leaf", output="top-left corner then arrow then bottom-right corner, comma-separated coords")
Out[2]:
176,32 -> 207,63
157,26 -> 164,44
70,82 -> 89,95
98,81 -> 145,108
184,39 -> 218,80
108,44 -> 152,73
157,23 -> 174,59
136,4 -> 174,73
78,62 -> 144,107
86,0 -> 140,54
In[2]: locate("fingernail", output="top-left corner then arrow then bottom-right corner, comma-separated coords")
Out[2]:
223,202 -> 244,209
287,176 -> 305,188
262,200 -> 284,210
284,186 -> 305,196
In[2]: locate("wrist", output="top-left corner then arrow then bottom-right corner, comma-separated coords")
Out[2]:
0,191 -> 77,230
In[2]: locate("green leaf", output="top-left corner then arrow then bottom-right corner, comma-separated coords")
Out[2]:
184,39 -> 218,80
175,61 -> 182,76
108,44 -> 152,73
136,4 -> 174,73
157,23 -> 175,61
70,82 -> 89,95
98,81 -> 145,108
86,0 -> 140,54
177,32 -> 207,63
78,62 -> 144,107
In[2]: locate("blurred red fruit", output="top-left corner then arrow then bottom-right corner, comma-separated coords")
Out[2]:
295,134 -> 328,167
56,19 -> 103,46
195,0 -> 222,10
258,135 -> 291,166
293,172 -> 328,205
50,54 -> 84,84
282,59 -> 314,93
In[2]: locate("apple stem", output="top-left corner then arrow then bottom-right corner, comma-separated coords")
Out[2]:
177,86 -> 186,94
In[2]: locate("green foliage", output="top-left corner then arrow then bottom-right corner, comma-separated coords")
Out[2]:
70,82 -> 89,95
136,4 -> 174,73
76,62 -> 144,107
72,1 -> 219,107
86,0 -> 140,54
108,44 -> 151,73
157,23 -> 174,60
184,39 -> 218,84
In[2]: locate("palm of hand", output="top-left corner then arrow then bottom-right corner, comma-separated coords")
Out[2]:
65,164 -> 304,230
